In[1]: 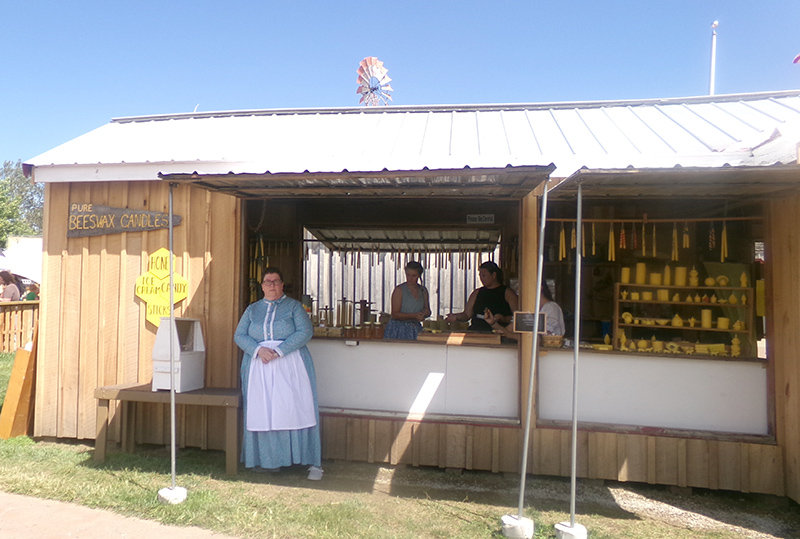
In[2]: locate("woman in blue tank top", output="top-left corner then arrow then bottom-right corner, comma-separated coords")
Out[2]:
383,261 -> 431,340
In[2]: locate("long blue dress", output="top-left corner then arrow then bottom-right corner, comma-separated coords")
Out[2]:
234,295 -> 322,469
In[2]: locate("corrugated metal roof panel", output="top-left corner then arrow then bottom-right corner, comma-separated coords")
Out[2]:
26,90 -> 800,184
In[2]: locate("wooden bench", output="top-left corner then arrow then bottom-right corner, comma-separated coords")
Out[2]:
94,383 -> 240,475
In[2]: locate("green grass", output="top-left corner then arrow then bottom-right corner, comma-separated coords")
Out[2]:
0,351 -> 15,408
0,438 -> 797,538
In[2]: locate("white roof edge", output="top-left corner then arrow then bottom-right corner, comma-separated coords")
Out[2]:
31,161 -> 554,184
31,162 -> 224,183
110,89 -> 800,124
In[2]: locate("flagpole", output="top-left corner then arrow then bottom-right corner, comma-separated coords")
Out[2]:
709,21 -> 719,95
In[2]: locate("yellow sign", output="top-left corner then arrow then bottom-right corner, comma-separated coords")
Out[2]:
135,248 -> 189,327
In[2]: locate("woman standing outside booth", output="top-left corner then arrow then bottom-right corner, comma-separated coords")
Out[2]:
234,267 -> 323,480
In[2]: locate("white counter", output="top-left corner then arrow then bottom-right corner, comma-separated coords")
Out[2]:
308,339 -> 519,421
538,349 -> 769,435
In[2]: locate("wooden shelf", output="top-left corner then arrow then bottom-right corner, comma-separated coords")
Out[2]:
617,323 -> 750,334
620,300 -> 747,307
620,283 -> 750,291
613,281 -> 756,355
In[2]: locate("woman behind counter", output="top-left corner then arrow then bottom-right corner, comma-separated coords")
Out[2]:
234,267 -> 323,480
383,261 -> 431,340
540,284 -> 566,336
445,261 -> 518,332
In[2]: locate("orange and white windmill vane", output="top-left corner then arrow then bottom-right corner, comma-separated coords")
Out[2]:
357,57 -> 393,106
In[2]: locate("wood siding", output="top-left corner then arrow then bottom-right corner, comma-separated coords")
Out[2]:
319,416 -> 783,495
35,182 -> 242,450
766,194 -> 800,501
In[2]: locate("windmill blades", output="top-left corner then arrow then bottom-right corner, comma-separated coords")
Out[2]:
356,57 -> 393,106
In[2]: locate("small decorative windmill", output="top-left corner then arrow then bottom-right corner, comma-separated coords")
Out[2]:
357,57 -> 393,106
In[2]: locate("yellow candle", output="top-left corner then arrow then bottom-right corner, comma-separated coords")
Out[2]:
650,273 -> 662,286
701,309 -> 713,329
674,267 -> 687,287
663,265 -> 671,286
620,267 -> 631,284
635,263 -> 647,284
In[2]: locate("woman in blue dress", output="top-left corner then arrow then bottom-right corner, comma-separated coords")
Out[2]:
234,267 -> 323,480
383,261 -> 431,340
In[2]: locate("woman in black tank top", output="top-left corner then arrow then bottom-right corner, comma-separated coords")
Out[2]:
445,261 -> 518,332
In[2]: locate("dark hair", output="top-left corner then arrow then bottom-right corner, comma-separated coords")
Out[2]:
0,271 -> 21,296
479,261 -> 504,285
262,267 -> 284,282
405,261 -> 424,275
541,284 -> 554,302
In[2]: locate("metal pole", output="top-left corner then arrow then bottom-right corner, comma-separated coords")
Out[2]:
709,21 -> 719,95
569,183 -> 583,527
516,180 -> 550,519
158,182 -> 186,504
168,183 -> 177,490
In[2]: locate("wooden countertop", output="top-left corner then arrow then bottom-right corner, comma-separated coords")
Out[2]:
312,332 -> 515,348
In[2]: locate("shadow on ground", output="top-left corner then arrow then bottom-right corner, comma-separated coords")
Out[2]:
84,444 -> 800,538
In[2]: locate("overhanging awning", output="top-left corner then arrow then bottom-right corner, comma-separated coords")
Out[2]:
306,227 -> 502,253
548,165 -> 800,200
159,166 -> 554,199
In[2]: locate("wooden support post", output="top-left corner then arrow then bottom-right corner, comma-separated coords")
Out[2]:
94,399 -> 109,462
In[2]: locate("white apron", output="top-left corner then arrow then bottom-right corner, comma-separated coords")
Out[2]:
246,339 -> 316,432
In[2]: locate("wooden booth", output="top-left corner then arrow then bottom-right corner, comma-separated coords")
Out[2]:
24,90 -> 800,501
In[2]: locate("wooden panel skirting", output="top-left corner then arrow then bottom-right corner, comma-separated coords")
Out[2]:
320,414 -> 785,496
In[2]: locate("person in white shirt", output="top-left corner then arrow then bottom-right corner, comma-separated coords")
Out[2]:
540,285 -> 565,336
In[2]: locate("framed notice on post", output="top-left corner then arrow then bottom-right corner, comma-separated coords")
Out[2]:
512,311 -> 546,334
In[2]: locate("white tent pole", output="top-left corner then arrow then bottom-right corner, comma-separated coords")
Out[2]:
555,182 -> 588,538
569,183 -> 583,525
158,182 -> 186,504
515,179 -> 550,520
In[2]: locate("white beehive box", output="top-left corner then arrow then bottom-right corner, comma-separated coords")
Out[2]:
151,317 -> 205,392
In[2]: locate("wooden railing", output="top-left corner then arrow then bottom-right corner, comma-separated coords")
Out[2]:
0,301 -> 39,353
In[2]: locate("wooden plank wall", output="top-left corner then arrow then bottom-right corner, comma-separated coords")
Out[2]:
34,181 -> 241,450
766,194 -> 800,502
319,416 -> 783,495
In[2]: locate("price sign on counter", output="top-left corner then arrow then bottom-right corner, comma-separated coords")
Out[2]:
513,312 -> 546,333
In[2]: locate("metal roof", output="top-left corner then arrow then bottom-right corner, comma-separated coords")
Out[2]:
25,90 -> 800,187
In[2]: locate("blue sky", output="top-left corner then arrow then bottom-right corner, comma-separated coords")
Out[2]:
3,1 -> 799,163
